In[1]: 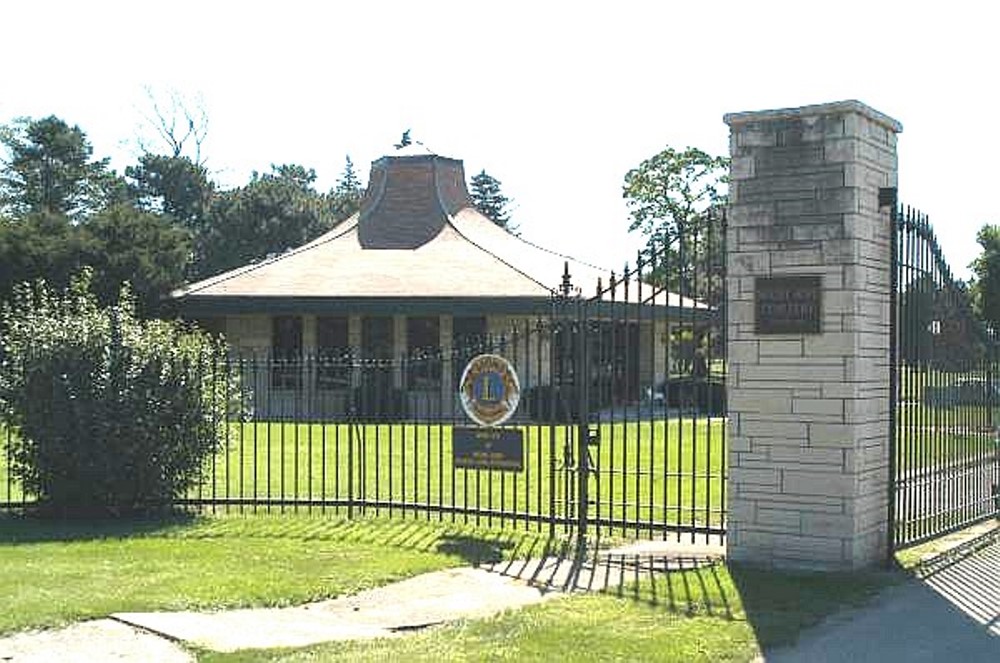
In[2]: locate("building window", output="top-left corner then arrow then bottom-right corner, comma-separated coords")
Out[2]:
316,316 -> 350,390
357,317 -> 396,416
272,315 -> 302,389
362,316 -> 394,359
407,316 -> 441,390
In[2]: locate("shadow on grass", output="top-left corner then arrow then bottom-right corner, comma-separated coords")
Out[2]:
728,563 -> 897,650
574,555 -> 895,649
435,534 -> 517,565
0,507 -> 562,571
483,537 -> 897,652
0,509 -> 198,544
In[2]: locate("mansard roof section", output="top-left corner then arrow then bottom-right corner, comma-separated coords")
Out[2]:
358,153 -> 470,249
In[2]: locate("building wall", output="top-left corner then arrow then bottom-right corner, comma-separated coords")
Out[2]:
201,310 -> 671,420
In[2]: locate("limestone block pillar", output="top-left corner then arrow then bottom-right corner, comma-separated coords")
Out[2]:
724,100 -> 902,569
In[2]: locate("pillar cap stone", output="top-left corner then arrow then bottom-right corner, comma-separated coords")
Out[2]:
724,99 -> 902,134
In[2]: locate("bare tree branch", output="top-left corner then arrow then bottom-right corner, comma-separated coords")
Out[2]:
137,87 -> 209,166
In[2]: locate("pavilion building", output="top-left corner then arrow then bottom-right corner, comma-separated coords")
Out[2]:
172,149 -> 704,419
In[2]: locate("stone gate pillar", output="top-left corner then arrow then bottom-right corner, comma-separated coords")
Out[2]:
724,100 -> 902,569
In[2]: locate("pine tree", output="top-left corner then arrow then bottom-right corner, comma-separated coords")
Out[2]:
469,169 -> 513,231
330,155 -> 363,221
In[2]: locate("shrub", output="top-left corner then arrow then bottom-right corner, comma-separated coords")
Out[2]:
0,270 -> 230,515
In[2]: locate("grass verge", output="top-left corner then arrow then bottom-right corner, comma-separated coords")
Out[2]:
196,560 -> 895,663
0,513 -> 543,636
1,513 -> 898,662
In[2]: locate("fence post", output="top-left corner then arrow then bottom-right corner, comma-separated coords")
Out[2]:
886,192 -> 898,563
575,295 -> 590,554
724,101 -> 903,569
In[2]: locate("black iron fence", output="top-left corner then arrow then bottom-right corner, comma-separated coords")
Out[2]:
1,215 -> 728,545
1,330 -> 726,542
891,204 -> 1000,550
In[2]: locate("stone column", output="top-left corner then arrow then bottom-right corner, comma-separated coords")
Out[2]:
724,100 -> 902,569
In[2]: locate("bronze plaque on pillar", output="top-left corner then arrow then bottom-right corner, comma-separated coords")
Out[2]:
755,276 -> 822,334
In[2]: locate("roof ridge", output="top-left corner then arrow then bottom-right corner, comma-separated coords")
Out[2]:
172,215 -> 360,299
449,208 -> 612,281
443,213 -> 557,294
502,229 -> 608,273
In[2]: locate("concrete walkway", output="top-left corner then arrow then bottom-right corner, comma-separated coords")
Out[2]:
766,535 -> 1000,662
2,536 -> 997,661
0,540 -> 722,661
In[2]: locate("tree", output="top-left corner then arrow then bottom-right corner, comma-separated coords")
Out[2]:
0,270 -> 230,515
622,146 -> 728,300
195,164 -> 336,278
80,204 -> 191,316
970,224 -> 1000,329
137,88 -> 209,165
469,169 -> 515,231
0,206 -> 190,317
330,155 -> 364,221
0,211 -> 87,299
125,153 -> 214,231
0,116 -> 120,220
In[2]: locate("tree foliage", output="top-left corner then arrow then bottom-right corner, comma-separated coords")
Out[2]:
970,224 -> 1000,329
0,271 -> 230,515
0,212 -> 87,301
0,205 -> 190,317
623,146 -> 728,300
0,114 -> 356,306
330,155 -> 364,221
80,204 -> 191,315
195,164 -> 336,278
0,116 -> 121,220
469,169 -> 514,231
624,146 -> 728,247
125,154 -> 214,231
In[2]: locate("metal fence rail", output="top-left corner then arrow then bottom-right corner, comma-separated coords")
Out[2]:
891,204 -> 1000,550
0,344 -> 726,543
0,214 -> 728,545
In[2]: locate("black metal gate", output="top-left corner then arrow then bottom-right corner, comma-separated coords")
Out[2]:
560,209 -> 728,543
1,215 -> 728,545
890,202 -> 1000,550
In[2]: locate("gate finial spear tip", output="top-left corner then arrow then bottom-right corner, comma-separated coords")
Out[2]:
560,261 -> 573,297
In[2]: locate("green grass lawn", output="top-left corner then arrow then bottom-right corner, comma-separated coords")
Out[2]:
195,559 -> 893,663
894,402 -> 999,472
6,410 -> 994,530
0,514 -> 537,635
0,513 -> 897,662
191,418 -> 727,532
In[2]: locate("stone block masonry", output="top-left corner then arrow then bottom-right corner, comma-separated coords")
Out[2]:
724,100 -> 902,570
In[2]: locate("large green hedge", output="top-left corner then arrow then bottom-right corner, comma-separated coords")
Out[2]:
0,270 -> 231,515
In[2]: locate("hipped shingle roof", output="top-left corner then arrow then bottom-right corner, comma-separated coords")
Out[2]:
171,153 -> 705,313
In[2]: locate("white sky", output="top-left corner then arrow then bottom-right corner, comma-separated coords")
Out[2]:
2,1 -> 996,279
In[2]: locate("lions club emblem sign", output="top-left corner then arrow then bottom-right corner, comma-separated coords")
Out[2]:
459,354 -> 520,427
